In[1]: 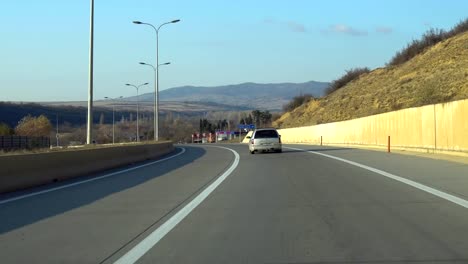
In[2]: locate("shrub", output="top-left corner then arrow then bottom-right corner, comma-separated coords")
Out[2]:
325,67 -> 370,95
0,123 -> 14,136
446,18 -> 468,38
388,18 -> 468,66
15,115 -> 52,137
282,94 -> 314,112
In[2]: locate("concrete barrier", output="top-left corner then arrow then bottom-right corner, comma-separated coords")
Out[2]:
241,131 -> 253,143
278,99 -> 468,155
0,142 -> 174,194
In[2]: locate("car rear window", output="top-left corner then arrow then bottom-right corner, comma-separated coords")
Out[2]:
254,130 -> 279,138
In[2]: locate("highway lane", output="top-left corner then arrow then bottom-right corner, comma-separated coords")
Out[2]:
1,144 -> 468,263
136,144 -> 468,264
0,146 -> 236,263
295,145 -> 468,200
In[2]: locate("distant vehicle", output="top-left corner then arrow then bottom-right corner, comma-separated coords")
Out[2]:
192,133 -> 202,143
247,128 -> 282,154
217,132 -> 228,141
217,135 -> 227,141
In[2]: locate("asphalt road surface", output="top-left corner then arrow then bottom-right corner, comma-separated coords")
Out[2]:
1,144 -> 468,264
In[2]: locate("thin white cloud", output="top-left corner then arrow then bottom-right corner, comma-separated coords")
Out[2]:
330,24 -> 368,36
376,26 -> 393,34
263,18 -> 307,33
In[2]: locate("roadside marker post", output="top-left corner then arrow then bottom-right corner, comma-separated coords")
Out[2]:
388,136 -> 391,153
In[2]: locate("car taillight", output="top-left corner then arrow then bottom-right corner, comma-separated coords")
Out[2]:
250,139 -> 254,144
278,136 -> 281,144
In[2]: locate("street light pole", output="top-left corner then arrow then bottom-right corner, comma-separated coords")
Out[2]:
139,61 -> 170,140
105,96 -> 123,144
133,19 -> 180,141
112,102 -> 115,144
126,83 -> 149,142
86,0 -> 94,144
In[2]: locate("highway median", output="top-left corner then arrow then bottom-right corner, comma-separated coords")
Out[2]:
0,141 -> 174,194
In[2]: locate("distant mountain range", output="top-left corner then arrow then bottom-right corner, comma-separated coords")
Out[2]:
0,81 -> 329,127
0,101 -> 239,128
126,81 -> 329,111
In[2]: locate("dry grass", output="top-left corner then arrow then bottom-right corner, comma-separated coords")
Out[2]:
275,32 -> 468,128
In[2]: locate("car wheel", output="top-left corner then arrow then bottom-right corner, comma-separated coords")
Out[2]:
250,150 -> 255,154
276,149 -> 282,153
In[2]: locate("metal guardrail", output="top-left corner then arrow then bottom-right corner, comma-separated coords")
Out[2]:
0,136 -> 50,150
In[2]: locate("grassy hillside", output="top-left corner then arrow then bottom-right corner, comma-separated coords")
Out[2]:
275,31 -> 468,128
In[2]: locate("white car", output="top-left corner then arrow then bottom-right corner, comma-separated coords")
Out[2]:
247,128 -> 282,154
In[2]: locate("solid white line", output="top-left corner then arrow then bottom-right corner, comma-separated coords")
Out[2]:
285,146 -> 468,209
0,148 -> 186,205
113,146 -> 240,264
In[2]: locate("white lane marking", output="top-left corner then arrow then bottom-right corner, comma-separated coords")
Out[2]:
114,146 -> 240,264
285,146 -> 468,209
0,148 -> 186,205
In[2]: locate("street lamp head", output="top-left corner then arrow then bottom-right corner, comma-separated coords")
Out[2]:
139,62 -> 147,65
143,82 -> 149,85
125,84 -> 131,86
171,19 -> 181,23
159,62 -> 171,67
133,21 -> 143,24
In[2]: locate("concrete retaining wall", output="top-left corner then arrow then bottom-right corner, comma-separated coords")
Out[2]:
278,99 -> 468,154
0,142 -> 174,194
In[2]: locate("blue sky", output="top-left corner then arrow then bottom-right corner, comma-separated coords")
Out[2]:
1,0 -> 467,101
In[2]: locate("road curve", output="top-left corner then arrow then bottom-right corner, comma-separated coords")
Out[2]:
1,144 -> 468,264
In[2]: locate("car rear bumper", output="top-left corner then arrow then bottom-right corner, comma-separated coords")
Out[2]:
249,143 -> 282,151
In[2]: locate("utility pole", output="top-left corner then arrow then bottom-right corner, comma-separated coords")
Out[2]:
56,114 -> 59,147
